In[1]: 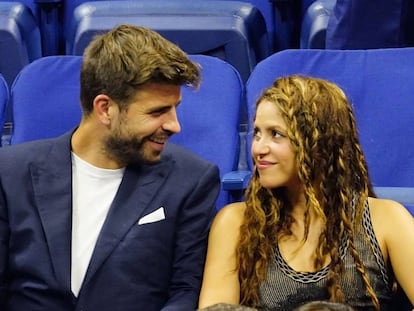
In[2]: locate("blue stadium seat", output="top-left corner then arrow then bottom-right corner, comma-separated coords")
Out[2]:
0,1 -> 42,87
65,0 -> 271,83
242,48 -> 414,216
301,0 -> 318,15
300,0 -> 335,48
63,0 -> 307,51
0,0 -> 36,13
0,0 -> 63,55
65,0 -> 277,52
170,55 -> 245,209
10,55 -> 82,144
218,0 -> 276,49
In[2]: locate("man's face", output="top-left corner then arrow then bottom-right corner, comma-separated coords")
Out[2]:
103,83 -> 182,165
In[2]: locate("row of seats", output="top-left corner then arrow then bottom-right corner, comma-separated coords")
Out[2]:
0,0 -> 278,129
0,0 -> 321,88
3,0 -> 350,133
0,0 -> 317,137
1,48 -> 414,216
3,0 -> 413,125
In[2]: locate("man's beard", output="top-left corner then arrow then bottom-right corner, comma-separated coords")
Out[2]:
103,133 -> 150,166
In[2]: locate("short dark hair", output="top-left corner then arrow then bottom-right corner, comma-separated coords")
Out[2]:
80,24 -> 200,115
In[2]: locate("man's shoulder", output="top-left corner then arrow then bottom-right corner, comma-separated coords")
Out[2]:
1,137 -> 54,153
0,134 -> 69,166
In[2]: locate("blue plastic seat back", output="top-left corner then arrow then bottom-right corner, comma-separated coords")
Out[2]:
10,55 -> 82,144
300,0 -> 336,48
65,0 -> 270,83
0,2 -> 42,87
170,55 -> 243,210
63,0 -> 274,39
217,0 -> 275,48
246,48 -> 414,216
2,0 -> 63,55
0,0 -> 36,12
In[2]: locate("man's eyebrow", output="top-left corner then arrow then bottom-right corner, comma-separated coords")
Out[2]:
147,100 -> 182,113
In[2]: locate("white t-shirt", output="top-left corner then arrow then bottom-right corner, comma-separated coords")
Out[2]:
71,152 -> 125,296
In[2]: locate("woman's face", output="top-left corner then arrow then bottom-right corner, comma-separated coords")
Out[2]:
251,100 -> 299,189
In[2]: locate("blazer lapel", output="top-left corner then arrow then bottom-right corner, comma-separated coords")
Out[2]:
31,132 -> 74,293
81,158 -> 173,289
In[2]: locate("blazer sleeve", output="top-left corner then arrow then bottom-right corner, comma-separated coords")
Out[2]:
161,164 -> 220,311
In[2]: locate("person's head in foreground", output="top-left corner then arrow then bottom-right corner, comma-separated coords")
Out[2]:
293,300 -> 355,311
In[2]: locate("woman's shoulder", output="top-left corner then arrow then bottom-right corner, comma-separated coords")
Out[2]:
367,198 -> 414,298
367,197 -> 414,255
207,202 -> 247,253
367,196 -> 413,231
212,202 -> 246,230
368,196 -> 411,221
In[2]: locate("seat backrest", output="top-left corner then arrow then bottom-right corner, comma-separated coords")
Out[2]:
65,0 -> 270,83
0,2 -> 42,87
0,0 -> 36,13
217,0 -> 275,48
0,0 -> 62,55
0,73 -> 9,145
63,0 -> 274,42
10,55 -> 82,144
246,48 -> 414,191
300,0 -> 336,48
170,55 -> 243,210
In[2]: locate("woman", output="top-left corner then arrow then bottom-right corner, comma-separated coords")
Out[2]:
198,76 -> 414,310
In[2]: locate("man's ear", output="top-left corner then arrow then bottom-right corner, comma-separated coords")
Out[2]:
93,94 -> 113,125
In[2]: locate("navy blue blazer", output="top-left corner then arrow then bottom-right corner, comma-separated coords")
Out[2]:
0,131 -> 220,311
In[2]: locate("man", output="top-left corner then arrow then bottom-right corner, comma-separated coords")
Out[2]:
0,24 -> 220,311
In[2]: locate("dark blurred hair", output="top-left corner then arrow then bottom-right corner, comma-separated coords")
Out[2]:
198,303 -> 258,311
293,301 -> 355,311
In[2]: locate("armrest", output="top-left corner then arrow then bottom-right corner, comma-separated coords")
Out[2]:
222,170 -> 251,203
222,170 -> 251,191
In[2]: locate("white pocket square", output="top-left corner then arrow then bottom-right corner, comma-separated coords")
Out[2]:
138,207 -> 165,225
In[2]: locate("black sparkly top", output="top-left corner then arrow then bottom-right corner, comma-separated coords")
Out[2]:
258,200 -> 393,311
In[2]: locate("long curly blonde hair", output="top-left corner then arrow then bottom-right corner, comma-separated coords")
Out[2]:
238,76 -> 379,309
